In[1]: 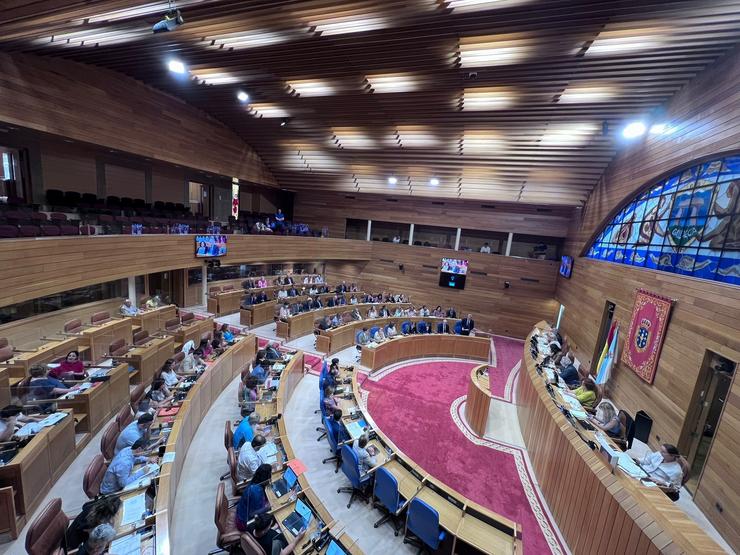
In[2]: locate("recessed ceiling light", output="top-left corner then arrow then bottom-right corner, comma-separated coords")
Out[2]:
388,176 -> 398,185
287,79 -> 336,97
447,0 -> 532,12
462,130 -> 506,153
366,73 -> 420,94
312,15 -> 388,36
539,123 -> 599,146
248,103 -> 290,118
430,178 -> 440,186
586,28 -> 666,56
396,126 -> 440,148
558,85 -> 616,103
191,70 -> 241,85
462,88 -> 515,110
237,91 -> 249,102
622,121 -> 647,138
459,35 -> 532,68
332,128 -> 377,149
167,59 -> 186,74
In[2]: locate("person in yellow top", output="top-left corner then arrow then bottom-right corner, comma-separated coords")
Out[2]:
572,377 -> 599,409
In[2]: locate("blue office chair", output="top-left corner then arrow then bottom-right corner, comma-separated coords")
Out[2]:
453,321 -> 462,334
416,321 -> 428,334
337,444 -> 372,508
321,416 -> 341,472
372,467 -> 404,535
316,387 -> 328,441
355,330 -> 364,344
369,326 -> 379,339
401,321 -> 413,335
403,498 -> 446,553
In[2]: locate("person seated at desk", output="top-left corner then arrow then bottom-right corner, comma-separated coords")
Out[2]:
237,435 -> 273,482
100,438 -> 157,494
115,413 -> 154,454
278,302 -> 291,322
308,285 -> 319,295
432,305 -> 443,317
350,308 -> 362,321
212,331 -> 227,355
367,305 -> 379,319
327,295 -> 338,307
349,294 -> 358,305
257,277 -> 268,288
376,305 -> 388,317
277,288 -> 288,299
353,434 -> 377,474
336,294 -> 346,306
236,463 -> 273,532
356,327 -> 370,346
419,305 -> 430,317
195,338 -> 214,361
147,379 -> 173,408
386,323 -> 398,338
251,359 -> 267,384
372,327 -> 386,343
264,343 -> 281,363
219,323 -> 236,344
446,307 -> 457,318
572,377 -> 598,409
49,350 -> 87,381
242,293 -> 258,308
242,279 -> 256,289
439,319 -> 452,334
406,307 -> 418,317
274,208 -> 285,230
637,444 -> 685,495
558,359 -> 581,389
77,523 -> 116,555
287,286 -> 299,297
460,314 -> 475,335
120,298 -> 140,317
65,497 -> 121,551
134,398 -> 155,419
330,313 -> 342,328
589,401 -> 621,438
318,316 -> 332,331
234,413 -> 262,450
0,405 -> 42,441
328,408 -> 349,444
27,365 -> 80,408
349,283 -> 358,292
256,291 -> 269,304
160,359 -> 183,388
393,307 -> 403,317
335,281 -> 348,294
251,512 -> 306,554
145,295 -> 162,309
240,376 -> 260,413
480,242 -> 492,254
323,386 -> 340,413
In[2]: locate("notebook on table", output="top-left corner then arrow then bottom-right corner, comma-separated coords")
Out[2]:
281,498 -> 313,535
157,406 -> 180,417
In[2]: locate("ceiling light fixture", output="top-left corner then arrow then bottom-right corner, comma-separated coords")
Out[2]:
153,1 -> 184,33
539,122 -> 599,146
649,123 -> 668,134
388,176 -> 398,185
167,59 -> 186,74
366,73 -> 420,94
622,121 -> 647,138
558,85 -> 616,103
459,35 -> 532,68
312,15 -> 388,36
248,103 -> 290,118
237,91 -> 249,102
287,79 -> 336,97
462,87 -> 515,110
430,178 -> 440,186
586,28 -> 666,56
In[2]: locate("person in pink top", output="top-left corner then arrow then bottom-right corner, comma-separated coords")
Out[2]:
257,277 -> 268,288
49,351 -> 87,381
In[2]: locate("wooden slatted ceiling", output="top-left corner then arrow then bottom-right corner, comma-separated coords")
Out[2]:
1,0 -> 739,205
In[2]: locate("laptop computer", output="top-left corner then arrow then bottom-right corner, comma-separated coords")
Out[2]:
326,540 -> 348,555
271,466 -> 298,498
282,498 -> 312,535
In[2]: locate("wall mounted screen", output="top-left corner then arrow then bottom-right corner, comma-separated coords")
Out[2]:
195,235 -> 228,257
440,258 -> 469,275
587,155 -> 739,285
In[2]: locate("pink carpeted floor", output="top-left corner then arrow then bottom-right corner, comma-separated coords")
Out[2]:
362,337 -> 564,555
486,335 -> 523,402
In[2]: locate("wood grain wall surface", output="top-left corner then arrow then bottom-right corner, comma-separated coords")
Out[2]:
293,190 -> 574,238
0,52 -> 276,187
326,242 -> 559,339
0,236 -> 371,307
556,49 -> 740,550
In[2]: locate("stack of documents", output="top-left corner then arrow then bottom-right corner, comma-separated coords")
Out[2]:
617,454 -> 648,479
15,412 -> 68,437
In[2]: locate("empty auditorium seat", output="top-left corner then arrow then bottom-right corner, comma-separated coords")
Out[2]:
79,193 -> 98,208
18,225 -> 40,237
180,311 -> 195,325
108,339 -> 129,357
40,224 -> 61,236
133,330 -> 150,346
130,383 -> 146,411
64,191 -> 81,207
222,285 -> 235,292
79,225 -> 96,235
60,224 -> 79,236
49,213 -> 67,223
0,225 -> 18,238
0,346 -> 14,363
90,311 -> 111,325
29,212 -> 48,224
45,189 -> 65,207
63,318 -> 83,334
100,421 -> 119,461
24,498 -> 68,555
164,318 -> 181,332
82,454 -> 107,499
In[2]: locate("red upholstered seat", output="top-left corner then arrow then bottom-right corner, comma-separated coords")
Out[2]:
133,330 -> 150,346
83,454 -> 108,499
165,317 -> 181,331
100,420 -> 119,461
24,498 -> 68,555
63,318 -> 83,334
109,338 -> 128,357
90,311 -> 111,325
0,345 -> 14,363
130,383 -> 147,411
214,482 -> 241,550
180,311 -> 195,324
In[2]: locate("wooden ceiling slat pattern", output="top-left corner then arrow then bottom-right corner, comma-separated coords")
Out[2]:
1,0 -> 739,205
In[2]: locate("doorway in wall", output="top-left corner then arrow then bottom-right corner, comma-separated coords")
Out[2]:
679,351 -> 736,496
592,300 -> 616,368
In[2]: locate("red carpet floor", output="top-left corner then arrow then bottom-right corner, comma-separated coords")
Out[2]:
362,337 -> 565,555
486,335 -> 523,402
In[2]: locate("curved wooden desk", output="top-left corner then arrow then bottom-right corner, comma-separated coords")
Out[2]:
318,316 -> 460,356
360,333 -> 488,370
519,322 -> 723,554
465,365 -> 492,437
349,341 -> 520,555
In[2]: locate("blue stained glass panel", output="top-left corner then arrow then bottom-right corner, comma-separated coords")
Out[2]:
717,250 -> 740,285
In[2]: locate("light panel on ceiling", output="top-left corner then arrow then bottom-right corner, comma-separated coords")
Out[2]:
332,128 -> 378,149
311,15 -> 388,36
191,70 -> 242,85
248,103 -> 290,118
396,126 -> 440,148
586,28 -> 667,56
446,0 -> 532,13
87,0 -> 204,23
539,122 -> 599,146
206,30 -> 290,50
558,84 -> 617,103
461,130 -> 507,154
366,73 -> 420,93
462,87 -> 516,110
287,79 -> 336,96
459,35 -> 532,67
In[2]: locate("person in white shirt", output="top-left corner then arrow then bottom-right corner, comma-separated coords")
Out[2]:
349,295 -> 358,305
237,435 -> 273,482
419,305 -> 430,317
277,289 -> 288,299
386,324 -> 398,338
372,327 -> 386,343
120,299 -> 139,316
309,286 -> 318,295
480,242 -> 492,254
278,303 -> 291,321
392,235 -> 401,244
367,306 -> 378,319
638,444 -> 684,489
160,360 -> 182,388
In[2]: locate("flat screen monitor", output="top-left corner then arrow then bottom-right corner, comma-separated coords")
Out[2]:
195,235 -> 228,258
440,258 -> 469,275
559,255 -> 573,278
326,540 -> 348,555
439,272 -> 466,290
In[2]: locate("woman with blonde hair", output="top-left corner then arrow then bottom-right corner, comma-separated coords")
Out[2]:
590,401 -> 621,437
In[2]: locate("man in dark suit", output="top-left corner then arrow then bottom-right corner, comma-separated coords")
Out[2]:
460,314 -> 474,336
446,307 -> 457,318
327,295 -> 337,307
288,286 -> 298,297
241,293 -> 257,308
438,319 -> 452,334
256,291 -> 268,303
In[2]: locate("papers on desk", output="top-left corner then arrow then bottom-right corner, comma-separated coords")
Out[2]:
366,341 -> 379,349
15,412 -> 68,437
272,363 -> 286,372
267,376 -> 280,390
97,358 -> 115,368
89,368 -> 111,379
344,420 -> 367,440
260,442 -> 279,465
560,392 -> 588,420
161,452 -> 176,464
121,492 -> 147,526
617,454 -> 648,479
122,464 -> 159,493
110,534 -> 141,555
59,382 -> 94,399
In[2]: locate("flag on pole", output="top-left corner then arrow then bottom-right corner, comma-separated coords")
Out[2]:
596,325 -> 619,385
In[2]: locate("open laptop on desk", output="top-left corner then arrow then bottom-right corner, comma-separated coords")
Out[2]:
326,539 -> 348,555
271,465 -> 298,497
282,498 -> 312,535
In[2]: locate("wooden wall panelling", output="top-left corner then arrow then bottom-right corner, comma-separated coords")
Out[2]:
556,49 -> 740,551
0,53 -> 276,187
326,242 -> 560,339
0,236 -> 371,308
293,191 -> 575,239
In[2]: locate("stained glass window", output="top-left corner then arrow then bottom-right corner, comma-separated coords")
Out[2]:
587,155 -> 740,285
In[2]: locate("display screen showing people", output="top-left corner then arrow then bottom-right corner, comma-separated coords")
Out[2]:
440,258 -> 468,289
440,258 -> 469,275
195,234 -> 228,257
559,255 -> 573,278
